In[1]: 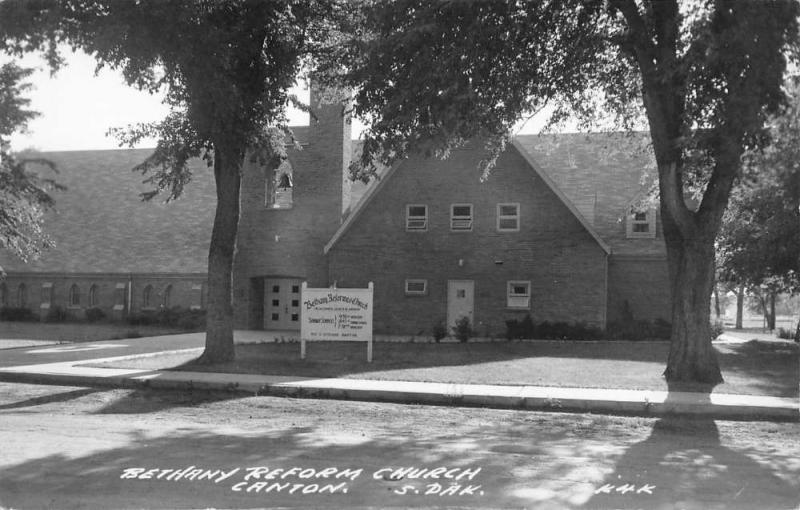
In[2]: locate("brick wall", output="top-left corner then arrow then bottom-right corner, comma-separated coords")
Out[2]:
328,143 -> 609,336
0,273 -> 206,321
232,88 -> 351,329
607,256 -> 671,323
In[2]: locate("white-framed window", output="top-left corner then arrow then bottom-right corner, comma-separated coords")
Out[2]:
507,281 -> 531,309
450,203 -> 473,231
497,203 -> 520,232
627,208 -> 656,238
405,279 -> 428,296
406,204 -> 428,231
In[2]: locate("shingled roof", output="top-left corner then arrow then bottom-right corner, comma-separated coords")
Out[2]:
1,148 -> 216,274
2,132 -> 664,274
515,132 -> 664,257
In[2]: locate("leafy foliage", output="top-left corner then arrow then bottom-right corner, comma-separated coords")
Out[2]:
717,80 -> 800,294
0,0 -> 339,362
0,62 -> 62,271
323,0 -> 798,383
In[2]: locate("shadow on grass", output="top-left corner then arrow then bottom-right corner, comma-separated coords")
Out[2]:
0,406 -> 796,509
150,340 -> 798,397
0,388 -> 100,411
714,341 -> 799,398
94,388 -> 247,415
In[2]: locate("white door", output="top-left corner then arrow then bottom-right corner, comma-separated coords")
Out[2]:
447,280 -> 475,330
264,278 -> 302,330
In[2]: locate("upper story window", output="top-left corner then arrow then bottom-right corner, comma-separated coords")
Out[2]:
627,208 -> 656,238
69,284 -> 80,307
406,204 -> 428,231
265,161 -> 294,209
450,204 -> 473,231
497,203 -> 520,232
507,281 -> 531,309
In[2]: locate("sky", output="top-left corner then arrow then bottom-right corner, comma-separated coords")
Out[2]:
5,49 -> 552,153
5,50 -> 313,152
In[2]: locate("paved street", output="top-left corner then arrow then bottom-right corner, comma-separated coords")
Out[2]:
0,381 -> 798,509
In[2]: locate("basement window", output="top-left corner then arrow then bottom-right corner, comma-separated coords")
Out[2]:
405,279 -> 428,296
507,281 -> 531,309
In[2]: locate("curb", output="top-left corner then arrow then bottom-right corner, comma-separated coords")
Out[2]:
0,367 -> 796,422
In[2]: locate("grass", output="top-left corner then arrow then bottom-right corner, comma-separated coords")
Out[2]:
0,321 -> 193,343
93,338 -> 799,398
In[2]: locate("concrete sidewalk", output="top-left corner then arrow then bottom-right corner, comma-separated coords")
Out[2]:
0,347 -> 796,422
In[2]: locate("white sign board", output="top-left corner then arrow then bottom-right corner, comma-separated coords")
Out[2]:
300,282 -> 374,361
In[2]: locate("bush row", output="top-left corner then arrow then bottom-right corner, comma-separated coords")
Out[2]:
125,307 -> 206,331
0,305 -> 203,331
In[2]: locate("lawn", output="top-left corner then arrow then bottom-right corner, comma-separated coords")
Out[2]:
94,338 -> 799,398
0,321 -> 192,343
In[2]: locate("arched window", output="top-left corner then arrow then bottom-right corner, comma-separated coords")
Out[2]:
17,284 -> 27,308
162,284 -> 172,308
143,285 -> 153,308
0,283 -> 7,306
69,284 -> 80,307
88,285 -> 98,307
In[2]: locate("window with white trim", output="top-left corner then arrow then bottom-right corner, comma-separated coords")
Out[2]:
406,204 -> 428,231
450,204 -> 473,231
507,281 -> 531,309
405,279 -> 428,296
626,208 -> 656,238
497,203 -> 520,231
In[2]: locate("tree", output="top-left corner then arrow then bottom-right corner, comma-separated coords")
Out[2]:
717,78 -> 800,332
322,0 -> 798,384
0,0 -> 334,362
0,61 -> 62,274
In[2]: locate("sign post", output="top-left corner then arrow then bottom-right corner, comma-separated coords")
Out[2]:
300,282 -> 374,362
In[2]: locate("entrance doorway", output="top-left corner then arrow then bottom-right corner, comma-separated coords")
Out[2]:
264,278 -> 303,330
447,280 -> 475,330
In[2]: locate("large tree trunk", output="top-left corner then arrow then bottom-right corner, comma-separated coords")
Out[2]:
735,284 -> 744,329
662,230 -> 723,385
198,144 -> 242,364
768,292 -> 776,331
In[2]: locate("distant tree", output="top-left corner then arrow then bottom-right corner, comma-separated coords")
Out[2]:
0,61 -> 62,274
717,79 -> 800,332
322,0 -> 799,384
0,0 -> 334,362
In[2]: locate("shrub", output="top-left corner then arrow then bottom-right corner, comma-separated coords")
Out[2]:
432,321 -> 447,342
44,305 -> 69,323
652,318 -> 672,339
0,306 -> 36,321
777,327 -> 793,340
176,309 -> 206,331
505,314 -> 535,339
85,307 -> 106,323
126,311 -> 158,326
452,316 -> 472,343
710,320 -> 724,340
